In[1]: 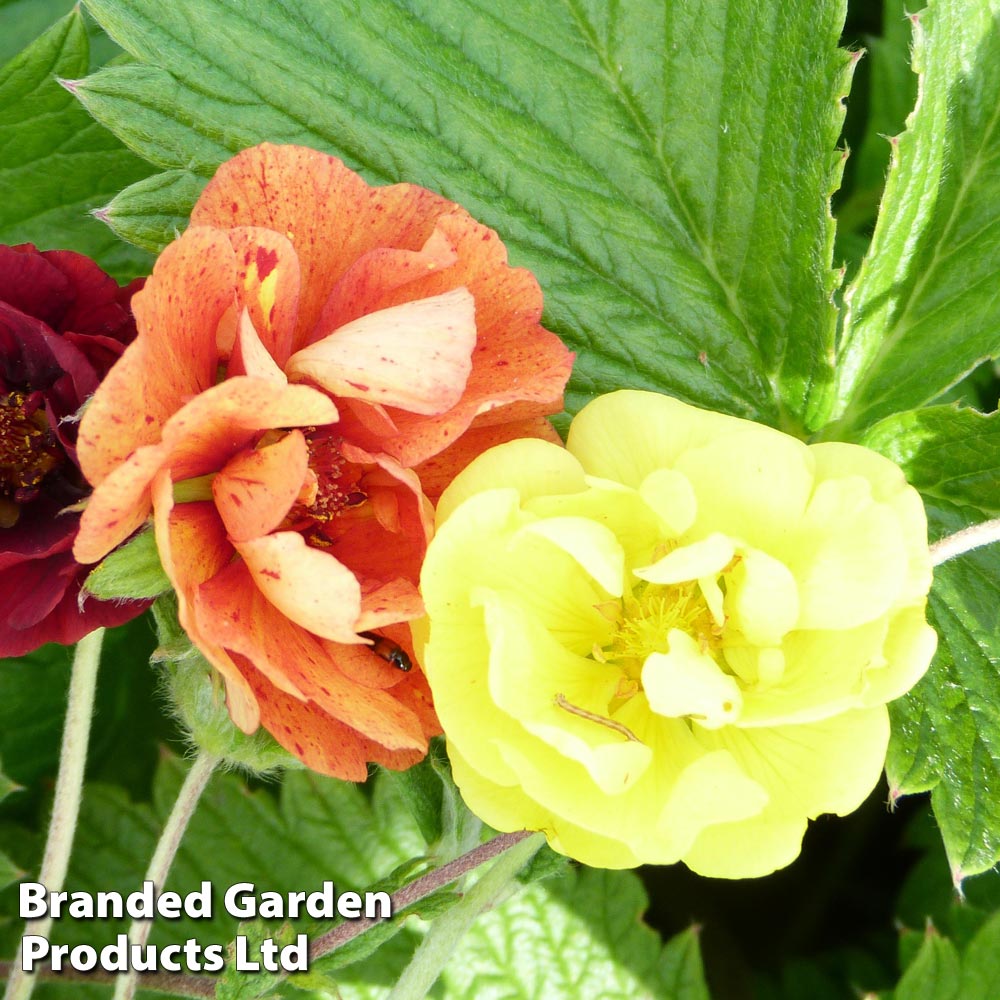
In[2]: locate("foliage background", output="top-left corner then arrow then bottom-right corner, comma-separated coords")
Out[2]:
2,0 -> 1000,997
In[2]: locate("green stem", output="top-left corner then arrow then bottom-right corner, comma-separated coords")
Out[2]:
386,832 -> 545,1000
112,752 -> 218,1000
3,628 -> 105,1000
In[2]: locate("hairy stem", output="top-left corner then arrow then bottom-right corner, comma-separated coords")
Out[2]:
308,829 -> 537,960
113,752 -> 218,1000
930,516 -> 1000,567
4,628 -> 105,1000
387,832 -> 544,1000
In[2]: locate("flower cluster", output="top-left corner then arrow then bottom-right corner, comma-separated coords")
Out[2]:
73,144 -> 573,778
418,390 -> 937,877
0,244 -> 148,656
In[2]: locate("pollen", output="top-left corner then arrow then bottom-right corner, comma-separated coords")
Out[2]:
600,579 -> 724,679
293,427 -> 369,525
0,391 -> 63,514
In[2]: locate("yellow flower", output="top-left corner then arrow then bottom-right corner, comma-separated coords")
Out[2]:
418,390 -> 936,878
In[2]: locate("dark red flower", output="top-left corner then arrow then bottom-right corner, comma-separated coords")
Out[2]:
0,244 -> 149,656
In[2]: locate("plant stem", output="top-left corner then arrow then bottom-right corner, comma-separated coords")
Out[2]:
386,832 -> 545,1000
308,829 -> 537,960
4,628 -> 105,1000
930,516 -> 1000,566
0,962 -> 215,999
112,752 -> 217,1000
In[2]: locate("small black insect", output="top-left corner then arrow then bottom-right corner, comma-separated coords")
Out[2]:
359,631 -> 412,671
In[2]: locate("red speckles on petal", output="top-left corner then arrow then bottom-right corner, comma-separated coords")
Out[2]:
255,246 -> 279,280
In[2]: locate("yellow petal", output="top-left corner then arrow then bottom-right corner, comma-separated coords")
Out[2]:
788,476 -> 908,630
810,442 -> 932,605
737,618 -> 887,726
694,706 -> 890,819
656,749 -> 768,855
639,468 -> 697,536
518,516 -> 625,597
676,428 -> 815,556
725,546 -> 799,646
643,631 -> 743,728
860,605 -> 937,706
436,437 -> 586,525
478,591 -> 650,794
567,389 -> 745,488
634,533 -> 734,584
682,804 -> 807,879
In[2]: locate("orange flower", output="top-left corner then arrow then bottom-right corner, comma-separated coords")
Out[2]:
73,144 -> 572,778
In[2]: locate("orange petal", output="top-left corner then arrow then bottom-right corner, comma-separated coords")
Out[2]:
228,308 -> 287,382
314,226 -> 459,333
243,664 -> 427,779
235,531 -> 362,642
372,213 -> 572,466
158,377 -> 337,483
194,562 -> 426,748
356,578 -> 424,632
191,144 -> 462,352
341,441 -> 435,543
213,431 -> 309,542
150,469 -> 259,732
227,226 -> 301,367
286,288 -> 476,415
78,227 -> 237,485
73,442 -> 167,564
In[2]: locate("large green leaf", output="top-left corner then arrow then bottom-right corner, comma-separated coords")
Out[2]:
861,405 -> 1000,518
78,0 -> 853,425
861,407 -> 1000,880
885,514 -> 1000,882
437,867 -> 710,1000
832,0 -> 1000,435
0,9 -> 154,280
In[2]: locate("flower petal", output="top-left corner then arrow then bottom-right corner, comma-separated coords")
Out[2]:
634,533 -> 734,584
643,631 -> 743,728
77,227 -> 236,484
236,531 -> 363,643
213,431 -> 309,543
787,476 -> 909,630
226,226 -> 301,367
436,437 -> 586,525
287,288 -> 476,415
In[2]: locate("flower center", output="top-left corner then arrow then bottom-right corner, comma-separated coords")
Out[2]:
299,428 -> 368,523
0,390 -> 64,526
597,580 -> 725,684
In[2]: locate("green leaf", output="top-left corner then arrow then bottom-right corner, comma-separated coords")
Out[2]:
0,760 -> 22,806
437,868 -> 710,1000
894,928 -> 960,1000
833,0 -> 1000,434
836,0 -> 917,242
80,0 -> 854,426
860,405 -> 1000,518
959,909 -> 1000,1000
0,8 -> 154,280
860,409 -> 1000,880
100,167 -> 206,251
885,503 -> 1000,881
0,850 -> 23,891
84,528 -> 172,600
